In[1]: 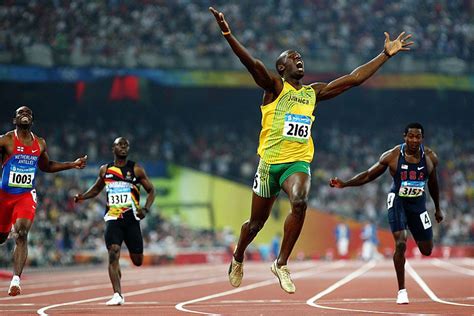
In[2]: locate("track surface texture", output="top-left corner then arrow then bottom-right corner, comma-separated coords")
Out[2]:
0,258 -> 472,315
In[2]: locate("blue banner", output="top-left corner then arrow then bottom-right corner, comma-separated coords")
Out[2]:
0,64 -> 473,91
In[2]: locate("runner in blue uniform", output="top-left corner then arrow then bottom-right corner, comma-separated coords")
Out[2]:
329,122 -> 444,304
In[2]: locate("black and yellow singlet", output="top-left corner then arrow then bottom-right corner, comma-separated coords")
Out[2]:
103,160 -> 140,221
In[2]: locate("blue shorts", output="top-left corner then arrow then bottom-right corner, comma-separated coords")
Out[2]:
386,193 -> 433,242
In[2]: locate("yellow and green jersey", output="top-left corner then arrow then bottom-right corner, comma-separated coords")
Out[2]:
257,80 -> 317,164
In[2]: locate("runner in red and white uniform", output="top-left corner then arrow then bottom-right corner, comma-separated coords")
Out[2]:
0,106 -> 87,296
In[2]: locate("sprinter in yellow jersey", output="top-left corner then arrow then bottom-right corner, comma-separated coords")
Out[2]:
210,6 -> 414,294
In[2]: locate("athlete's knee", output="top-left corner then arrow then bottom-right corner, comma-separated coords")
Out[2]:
290,194 -> 308,215
108,245 -> 121,263
420,248 -> 432,256
130,254 -> 143,266
395,241 -> 407,254
248,220 -> 265,236
419,245 -> 433,256
15,227 -> 29,242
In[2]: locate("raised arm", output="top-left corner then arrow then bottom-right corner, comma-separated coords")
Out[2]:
329,149 -> 393,188
209,7 -> 281,92
313,32 -> 414,101
427,150 -> 444,223
134,164 -> 155,219
74,165 -> 106,202
38,138 -> 87,173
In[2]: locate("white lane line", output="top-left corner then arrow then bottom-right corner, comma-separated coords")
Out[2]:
306,261 -> 421,315
6,265 -> 223,286
306,261 -> 376,305
219,299 -> 284,303
460,258 -> 474,265
305,261 -> 414,315
2,269 -> 222,301
1,264 -> 225,287
406,261 -> 474,307
175,261 -> 346,315
0,279 -> 157,301
430,258 -> 474,276
37,276 -> 225,316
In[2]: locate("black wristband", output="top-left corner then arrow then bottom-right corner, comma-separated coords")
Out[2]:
142,207 -> 149,213
383,50 -> 391,57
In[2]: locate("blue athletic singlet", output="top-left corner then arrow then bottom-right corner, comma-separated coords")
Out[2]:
1,131 -> 41,194
390,143 -> 427,210
387,143 -> 432,241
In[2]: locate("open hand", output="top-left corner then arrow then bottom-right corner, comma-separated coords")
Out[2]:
209,7 -> 231,34
383,32 -> 414,57
73,155 -> 88,169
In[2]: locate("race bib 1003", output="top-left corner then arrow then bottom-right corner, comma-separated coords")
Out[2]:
8,169 -> 35,188
282,114 -> 311,143
398,180 -> 425,197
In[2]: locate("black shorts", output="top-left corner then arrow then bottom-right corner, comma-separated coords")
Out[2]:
104,211 -> 143,254
387,193 -> 433,242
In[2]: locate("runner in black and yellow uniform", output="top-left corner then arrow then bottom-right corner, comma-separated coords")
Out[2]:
210,6 -> 414,294
74,137 -> 155,306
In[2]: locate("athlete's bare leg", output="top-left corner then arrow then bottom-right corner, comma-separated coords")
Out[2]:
12,218 -> 33,277
129,253 -> 143,266
108,244 -> 122,294
278,173 -> 310,266
416,240 -> 433,256
392,230 -> 408,290
234,192 -> 277,262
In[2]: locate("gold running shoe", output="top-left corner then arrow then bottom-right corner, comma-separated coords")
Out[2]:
228,257 -> 243,287
271,260 -> 296,294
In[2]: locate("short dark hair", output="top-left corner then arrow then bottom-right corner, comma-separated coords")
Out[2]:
113,137 -> 129,146
275,50 -> 292,76
404,122 -> 424,137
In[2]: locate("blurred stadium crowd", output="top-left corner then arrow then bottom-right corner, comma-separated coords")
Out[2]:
0,0 -> 472,72
0,119 -> 471,267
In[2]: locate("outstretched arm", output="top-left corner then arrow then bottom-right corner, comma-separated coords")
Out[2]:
38,138 -> 87,173
313,32 -> 414,101
134,164 -> 155,219
427,151 -> 444,223
209,7 -> 281,92
74,165 -> 106,202
329,149 -> 393,188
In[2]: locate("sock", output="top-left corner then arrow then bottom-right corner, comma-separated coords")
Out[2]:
12,275 -> 20,282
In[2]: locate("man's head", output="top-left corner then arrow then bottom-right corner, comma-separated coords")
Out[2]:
112,137 -> 130,159
275,50 -> 304,80
13,106 -> 33,129
403,122 -> 424,152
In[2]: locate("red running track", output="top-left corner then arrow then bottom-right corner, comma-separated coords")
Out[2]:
0,258 -> 472,315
